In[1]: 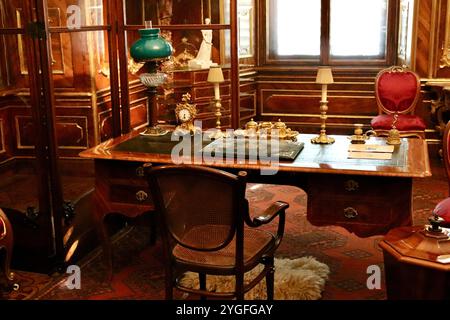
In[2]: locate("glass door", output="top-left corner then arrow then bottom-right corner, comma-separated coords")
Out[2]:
0,0 -> 65,272
0,0 -> 123,273
45,0 -> 122,264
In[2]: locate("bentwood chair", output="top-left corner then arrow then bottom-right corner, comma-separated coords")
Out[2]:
434,121 -> 450,226
371,66 -> 426,138
0,209 -> 15,290
144,164 -> 289,300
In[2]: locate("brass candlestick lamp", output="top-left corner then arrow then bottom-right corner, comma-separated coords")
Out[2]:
207,64 -> 226,139
130,21 -> 173,136
311,67 -> 335,144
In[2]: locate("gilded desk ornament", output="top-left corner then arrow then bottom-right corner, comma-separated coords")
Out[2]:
386,114 -> 402,145
174,93 -> 201,135
348,123 -> 377,144
239,119 -> 299,140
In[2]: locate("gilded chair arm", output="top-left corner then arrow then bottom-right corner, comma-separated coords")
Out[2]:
251,201 -> 289,227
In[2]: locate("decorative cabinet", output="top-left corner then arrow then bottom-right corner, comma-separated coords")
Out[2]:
157,68 -> 232,129
124,0 -> 239,130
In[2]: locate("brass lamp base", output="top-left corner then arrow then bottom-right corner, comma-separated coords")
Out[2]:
140,126 -> 168,136
311,132 -> 335,144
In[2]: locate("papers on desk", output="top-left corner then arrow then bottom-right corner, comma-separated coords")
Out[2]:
348,144 -> 395,153
348,144 -> 394,160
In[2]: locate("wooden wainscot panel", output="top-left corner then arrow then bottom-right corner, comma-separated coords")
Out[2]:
129,99 -> 148,130
14,115 -> 88,152
15,115 -> 34,150
55,116 -> 89,149
262,91 -> 377,116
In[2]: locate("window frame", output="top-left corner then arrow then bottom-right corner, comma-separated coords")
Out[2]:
263,0 -> 399,67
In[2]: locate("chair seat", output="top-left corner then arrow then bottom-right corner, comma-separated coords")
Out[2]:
434,197 -> 450,227
0,217 -> 5,239
173,225 -> 275,269
371,114 -> 426,131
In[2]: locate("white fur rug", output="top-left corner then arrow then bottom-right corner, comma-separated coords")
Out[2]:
179,256 -> 330,300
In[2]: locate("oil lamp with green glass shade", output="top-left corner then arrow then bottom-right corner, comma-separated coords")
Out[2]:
130,21 -> 173,136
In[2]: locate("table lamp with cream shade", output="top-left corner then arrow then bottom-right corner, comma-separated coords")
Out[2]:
207,64 -> 227,139
311,67 -> 335,144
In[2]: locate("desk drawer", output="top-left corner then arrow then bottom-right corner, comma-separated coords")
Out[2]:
308,197 -> 393,225
308,174 -> 409,200
101,161 -> 148,180
109,184 -> 153,206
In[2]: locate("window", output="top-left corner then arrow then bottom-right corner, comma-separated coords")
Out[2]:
275,1 -> 321,56
267,0 -> 396,65
330,0 -> 387,57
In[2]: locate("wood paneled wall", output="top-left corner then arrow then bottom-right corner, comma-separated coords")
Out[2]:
245,0 -> 450,157
256,70 -> 378,133
2,0 -> 450,166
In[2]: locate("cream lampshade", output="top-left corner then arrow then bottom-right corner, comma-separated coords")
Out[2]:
316,67 -> 334,102
316,67 -> 334,84
207,64 -> 225,100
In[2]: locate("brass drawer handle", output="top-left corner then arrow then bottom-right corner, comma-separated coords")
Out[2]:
343,207 -> 358,219
136,166 -> 145,177
344,180 -> 359,192
135,190 -> 148,202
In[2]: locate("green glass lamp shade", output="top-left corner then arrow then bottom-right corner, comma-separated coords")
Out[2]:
130,28 -> 173,62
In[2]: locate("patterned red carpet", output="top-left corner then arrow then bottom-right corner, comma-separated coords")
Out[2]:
3,159 -> 448,300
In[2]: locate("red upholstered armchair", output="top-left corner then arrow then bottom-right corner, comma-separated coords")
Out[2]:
0,209 -> 15,290
371,66 -> 426,138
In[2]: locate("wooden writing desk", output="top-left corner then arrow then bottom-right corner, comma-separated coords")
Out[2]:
79,130 -> 431,276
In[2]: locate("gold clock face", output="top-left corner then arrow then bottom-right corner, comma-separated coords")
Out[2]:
178,108 -> 192,122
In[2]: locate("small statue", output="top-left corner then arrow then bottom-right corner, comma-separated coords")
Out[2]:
188,18 -> 213,69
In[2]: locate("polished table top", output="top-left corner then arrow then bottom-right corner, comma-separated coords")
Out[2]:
79,130 -> 432,178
